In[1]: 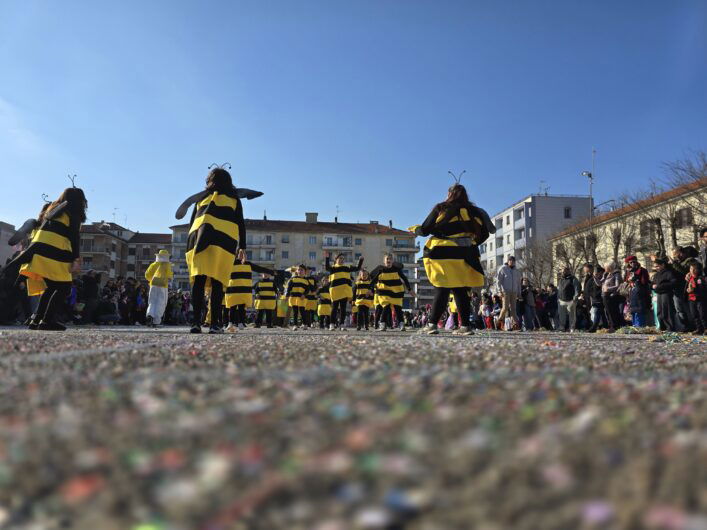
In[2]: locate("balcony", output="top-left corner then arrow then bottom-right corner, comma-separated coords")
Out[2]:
392,243 -> 420,252
248,236 -> 276,248
514,217 -> 526,230
513,237 -> 526,249
321,242 -> 353,250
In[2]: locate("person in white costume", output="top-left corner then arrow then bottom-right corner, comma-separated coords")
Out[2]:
145,249 -> 173,327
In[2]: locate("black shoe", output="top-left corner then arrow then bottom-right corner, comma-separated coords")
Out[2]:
146,316 -> 154,327
254,324 -> 261,328
190,325 -> 202,334
37,320 -> 66,331
208,325 -> 223,334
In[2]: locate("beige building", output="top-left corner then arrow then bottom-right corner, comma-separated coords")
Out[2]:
171,212 -> 420,308
549,177 -> 707,278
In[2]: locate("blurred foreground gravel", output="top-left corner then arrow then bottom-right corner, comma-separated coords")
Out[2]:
0,326 -> 705,530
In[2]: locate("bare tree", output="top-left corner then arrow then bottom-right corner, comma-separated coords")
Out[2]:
520,239 -> 554,288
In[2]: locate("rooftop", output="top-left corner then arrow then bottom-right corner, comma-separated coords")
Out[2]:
171,218 -> 411,236
128,233 -> 172,244
549,177 -> 707,241
490,193 -> 592,218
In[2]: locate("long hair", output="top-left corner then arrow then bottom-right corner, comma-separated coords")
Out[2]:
436,184 -> 475,224
45,187 -> 88,223
36,202 -> 52,224
205,168 -> 234,193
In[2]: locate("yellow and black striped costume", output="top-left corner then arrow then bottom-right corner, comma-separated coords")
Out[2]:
353,280 -> 374,308
325,256 -> 363,301
371,265 -> 410,307
19,210 -> 79,296
286,276 -> 309,307
317,286 -> 332,316
420,205 -> 485,288
305,275 -> 318,311
186,188 -> 244,287
254,279 -> 277,311
224,261 -> 274,308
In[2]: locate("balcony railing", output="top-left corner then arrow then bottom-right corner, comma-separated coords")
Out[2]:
321,242 -> 353,250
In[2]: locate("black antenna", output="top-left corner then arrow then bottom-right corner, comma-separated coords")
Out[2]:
68,174 -> 77,187
208,163 -> 232,170
448,169 -> 466,184
41,193 -> 50,203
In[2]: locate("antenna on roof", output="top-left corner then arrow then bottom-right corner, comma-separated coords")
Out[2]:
112,207 -> 118,224
539,180 -> 550,196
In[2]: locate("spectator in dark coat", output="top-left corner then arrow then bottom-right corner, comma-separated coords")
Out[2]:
652,258 -> 678,332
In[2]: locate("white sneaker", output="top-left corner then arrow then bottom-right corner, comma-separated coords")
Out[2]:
400,325 -> 407,332
291,325 -> 299,331
376,323 -> 387,332
329,324 -> 336,331
421,323 -> 438,335
225,323 -> 236,333
238,323 -> 245,330
453,326 -> 474,336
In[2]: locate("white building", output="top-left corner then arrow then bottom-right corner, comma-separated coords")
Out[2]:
170,212 -> 421,308
479,194 -> 593,276
414,257 -> 434,308
0,222 -> 17,266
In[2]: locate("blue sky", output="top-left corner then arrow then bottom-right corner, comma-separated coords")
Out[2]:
1,0 -> 706,233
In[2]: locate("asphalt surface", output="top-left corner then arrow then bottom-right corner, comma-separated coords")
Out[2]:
0,326 -> 705,530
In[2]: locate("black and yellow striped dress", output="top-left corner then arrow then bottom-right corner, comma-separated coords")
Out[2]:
286,277 -> 309,307
317,286 -> 332,316
421,205 -> 485,288
19,211 -> 79,296
305,275 -> 318,311
225,262 -> 254,308
325,256 -> 363,302
186,188 -> 243,287
254,279 -> 277,311
372,267 -> 406,307
353,280 -> 374,308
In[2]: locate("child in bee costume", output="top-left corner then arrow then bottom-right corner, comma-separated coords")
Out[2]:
325,252 -> 364,330
174,164 -> 262,334
8,187 -> 88,331
370,254 -> 413,331
276,294 -> 288,327
317,277 -> 332,329
286,264 -> 310,329
412,182 -> 494,336
304,269 -> 318,327
224,249 -> 275,332
253,271 -> 278,328
145,249 -> 174,327
353,269 -> 374,331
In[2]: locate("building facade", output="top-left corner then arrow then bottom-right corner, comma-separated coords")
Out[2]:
549,178 -> 707,278
171,212 -> 420,308
479,194 -> 593,278
0,222 -> 17,266
413,257 -> 434,308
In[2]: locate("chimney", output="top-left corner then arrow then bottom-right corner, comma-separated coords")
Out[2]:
334,216 -> 338,224
388,220 -> 393,228
305,212 -> 318,224
263,210 -> 267,221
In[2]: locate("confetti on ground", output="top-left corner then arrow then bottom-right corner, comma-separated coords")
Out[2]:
0,325 -> 704,529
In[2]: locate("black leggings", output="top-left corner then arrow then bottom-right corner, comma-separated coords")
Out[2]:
331,299 -> 347,326
602,294 -> 623,330
430,288 -> 470,327
292,306 -> 303,326
255,309 -> 273,327
191,275 -> 223,327
380,304 -> 402,327
319,315 -> 330,328
229,304 -> 247,325
356,306 -> 370,329
36,279 -> 71,323
374,305 -> 383,328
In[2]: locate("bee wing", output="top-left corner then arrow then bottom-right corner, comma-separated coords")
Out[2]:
175,190 -> 210,220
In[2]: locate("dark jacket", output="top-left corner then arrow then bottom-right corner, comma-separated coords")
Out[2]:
558,275 -> 581,302
652,267 -> 678,295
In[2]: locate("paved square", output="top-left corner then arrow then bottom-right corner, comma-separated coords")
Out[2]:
0,327 -> 704,529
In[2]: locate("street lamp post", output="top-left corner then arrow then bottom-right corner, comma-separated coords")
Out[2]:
581,148 -> 596,234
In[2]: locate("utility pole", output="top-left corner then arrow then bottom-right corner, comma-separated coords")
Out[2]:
581,148 -> 596,234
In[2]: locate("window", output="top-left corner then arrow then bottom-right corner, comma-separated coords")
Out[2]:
528,207 -> 532,217
564,207 -> 572,219
506,215 -> 510,225
81,239 -> 94,252
246,250 -> 253,261
128,247 -> 135,256
675,207 -> 693,229
111,242 -> 116,252
506,235 -> 511,244
127,263 -> 135,272
309,252 -> 316,260
489,242 -> 493,251
281,235 -> 289,243
355,253 -> 362,259
640,219 -> 656,245
309,236 -> 317,245
265,235 -> 272,244
110,260 -> 115,269
386,239 -> 393,246
325,237 -> 333,246
265,250 -> 274,261
343,237 -> 352,247
400,254 -> 411,263
282,250 -> 289,259
529,227 -> 533,238
517,249 -> 524,260
355,238 -> 362,245
489,260 -> 494,269
142,247 -> 150,258
83,257 -> 92,266
180,233 -> 187,243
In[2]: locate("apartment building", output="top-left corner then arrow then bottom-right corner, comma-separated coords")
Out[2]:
127,233 -> 173,279
413,257 -> 434,308
79,222 -> 132,279
171,212 -> 420,308
479,194 -> 593,277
